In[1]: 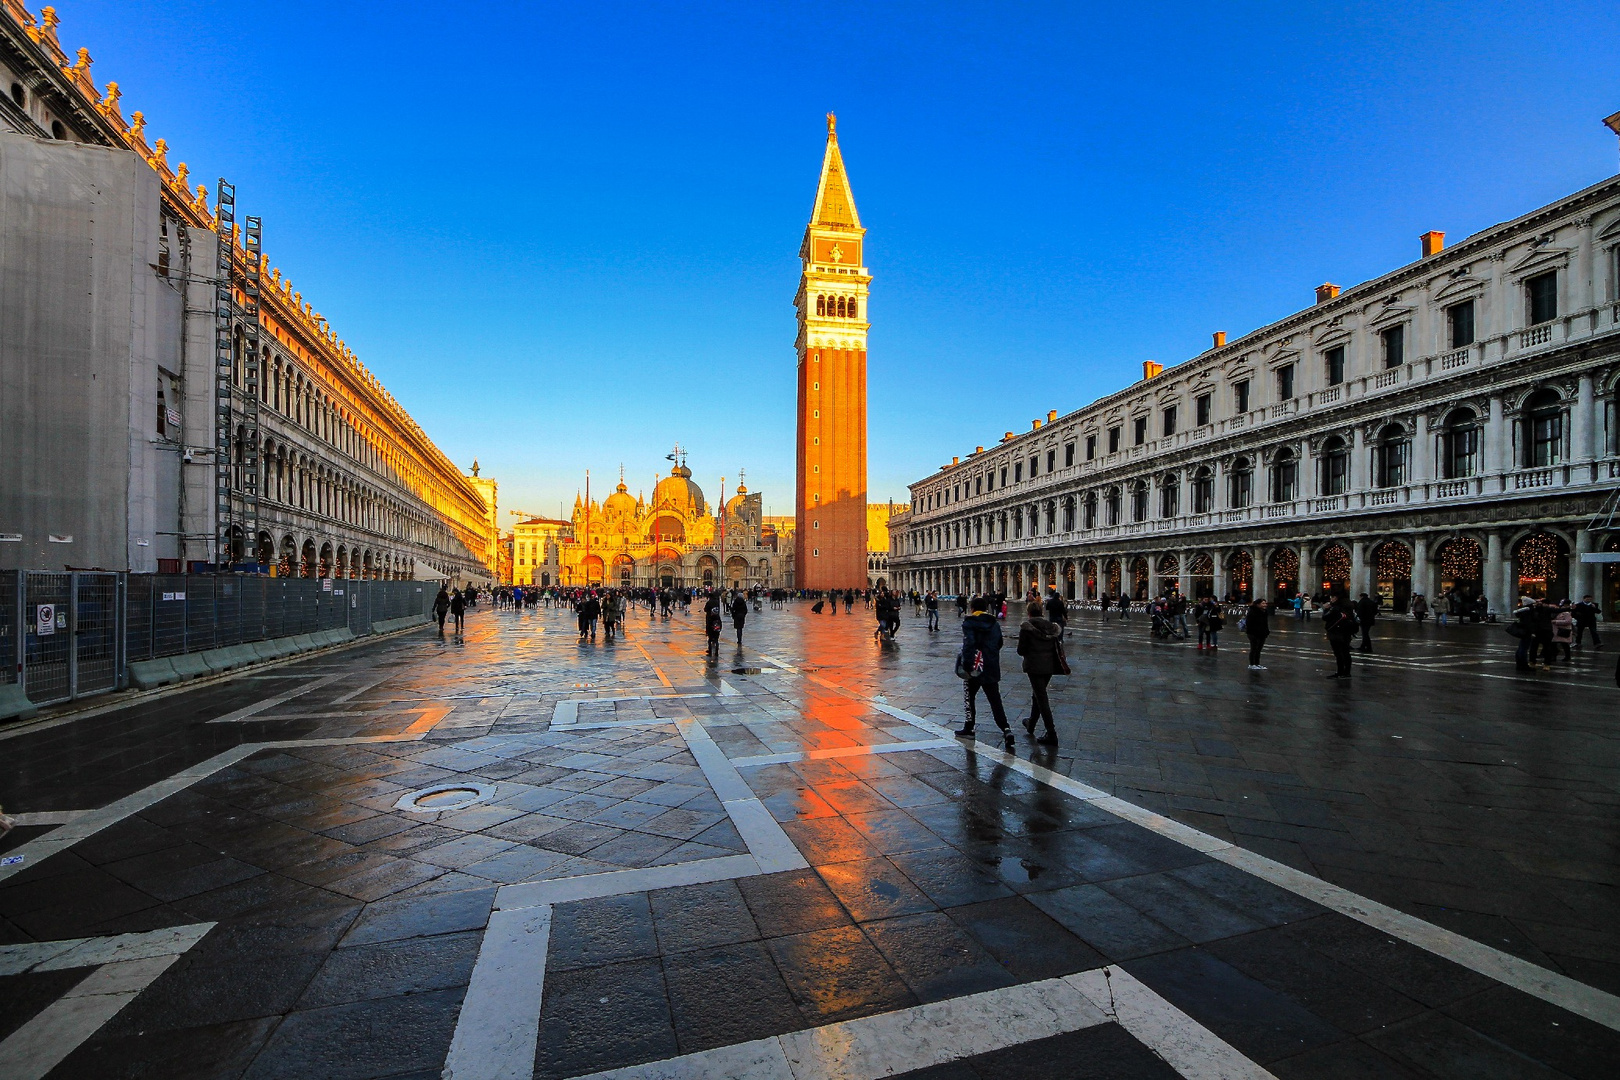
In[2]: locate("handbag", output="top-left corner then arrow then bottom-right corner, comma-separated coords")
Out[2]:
955,648 -> 985,680
1052,637 -> 1071,676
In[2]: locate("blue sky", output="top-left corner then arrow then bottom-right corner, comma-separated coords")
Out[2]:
64,1 -> 1619,523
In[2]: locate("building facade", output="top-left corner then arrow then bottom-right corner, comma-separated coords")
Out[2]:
511,517 -> 570,587
795,113 -> 870,590
0,3 -> 492,582
866,500 -> 904,587
890,171 -> 1620,618
553,461 -> 791,589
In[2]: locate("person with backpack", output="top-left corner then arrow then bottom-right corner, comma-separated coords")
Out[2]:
955,596 -> 1013,751
730,591 -> 748,646
1016,599 -> 1064,747
1323,594 -> 1358,678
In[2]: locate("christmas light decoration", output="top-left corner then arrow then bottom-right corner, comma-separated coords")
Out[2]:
1375,542 -> 1412,578
1322,545 -> 1351,584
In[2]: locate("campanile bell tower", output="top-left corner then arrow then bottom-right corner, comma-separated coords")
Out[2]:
794,113 -> 869,590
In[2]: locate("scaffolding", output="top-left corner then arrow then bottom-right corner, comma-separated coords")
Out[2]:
211,180 -> 263,568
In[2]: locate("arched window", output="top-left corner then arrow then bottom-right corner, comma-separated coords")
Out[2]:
848,298 -> 858,319
1375,424 -> 1409,488
836,295 -> 847,318
1320,437 -> 1348,495
1083,491 -> 1098,529
1191,466 -> 1214,513
1105,486 -> 1122,526
1523,389 -> 1563,467
816,294 -> 826,316
1062,495 -> 1076,531
1229,457 -> 1252,508
1271,449 -> 1297,502
1159,473 -> 1179,518
1130,480 -> 1149,523
1440,408 -> 1479,479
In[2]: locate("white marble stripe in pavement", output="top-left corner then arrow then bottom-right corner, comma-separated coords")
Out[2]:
0,922 -> 215,1080
676,717 -> 809,874
564,964 -> 1269,1080
551,693 -> 717,728
869,699 -> 1620,1033
494,854 -> 761,912
207,672 -> 344,723
731,737 -> 957,769
442,906 -> 552,1080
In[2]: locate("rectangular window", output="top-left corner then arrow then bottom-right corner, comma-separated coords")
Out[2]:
1527,271 -> 1557,325
1325,346 -> 1345,386
1233,380 -> 1250,414
1047,449 -> 1056,472
1276,364 -> 1294,401
1108,426 -> 1121,454
1382,325 -> 1405,369
1195,393 -> 1211,427
1014,462 -> 1023,482
1000,467 -> 1007,486
1448,300 -> 1475,349
975,477 -> 982,495
1029,455 -> 1038,477
1064,443 -> 1075,467
1085,434 -> 1097,460
1162,405 -> 1177,437
1133,417 -> 1146,446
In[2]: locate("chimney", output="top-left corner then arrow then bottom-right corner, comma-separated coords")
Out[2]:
975,445 -> 984,454
1212,331 -> 1226,349
951,456 -> 959,466
1142,360 -> 1163,380
1421,231 -> 1445,257
1315,283 -> 1340,304
1031,419 -> 1043,431
1047,410 -> 1058,423
1003,431 -> 1015,441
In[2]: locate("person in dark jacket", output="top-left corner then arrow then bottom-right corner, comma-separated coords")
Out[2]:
1043,588 -> 1068,632
1016,600 -> 1062,746
1511,597 -> 1536,671
1243,598 -> 1271,669
1323,594 -> 1357,678
703,597 -> 723,660
433,586 -> 451,631
1355,593 -> 1379,652
1572,595 -> 1602,649
730,593 -> 748,646
956,596 -> 1014,751
449,588 -> 467,633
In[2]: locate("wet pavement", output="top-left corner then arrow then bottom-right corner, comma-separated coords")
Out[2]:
1,600 -> 1617,1079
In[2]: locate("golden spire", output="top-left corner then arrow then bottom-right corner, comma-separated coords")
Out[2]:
811,113 -> 860,229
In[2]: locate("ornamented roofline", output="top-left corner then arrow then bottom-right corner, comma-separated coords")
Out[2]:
1,1 -> 484,517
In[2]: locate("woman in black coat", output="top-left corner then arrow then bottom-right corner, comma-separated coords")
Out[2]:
1243,598 -> 1270,670
1016,600 -> 1063,746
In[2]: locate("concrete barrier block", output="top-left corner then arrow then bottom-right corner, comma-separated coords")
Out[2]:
169,653 -> 210,681
199,649 -> 235,674
289,634 -> 318,652
249,641 -> 281,661
221,644 -> 257,668
128,658 -> 181,690
0,683 -> 40,721
331,627 -> 355,643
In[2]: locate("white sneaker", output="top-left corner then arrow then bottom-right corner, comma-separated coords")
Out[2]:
1248,665 -> 1265,670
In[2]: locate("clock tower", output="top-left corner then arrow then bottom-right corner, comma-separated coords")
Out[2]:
795,113 -> 870,591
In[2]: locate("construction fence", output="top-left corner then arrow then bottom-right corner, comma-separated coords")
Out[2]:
0,572 -> 434,708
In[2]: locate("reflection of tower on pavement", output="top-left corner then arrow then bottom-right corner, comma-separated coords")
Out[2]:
795,112 -> 869,590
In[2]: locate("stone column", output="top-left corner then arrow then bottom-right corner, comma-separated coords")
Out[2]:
1177,550 -> 1191,598
1486,532 -> 1508,615
1147,558 -> 1160,600
1573,373 -> 1595,465
1412,412 -> 1432,486
1251,545 -> 1266,600
1574,529 -> 1595,603
1351,539 -> 1367,598
1350,427 -> 1366,496
1301,543 -> 1318,596
1412,536 -> 1431,602
1485,395 -> 1510,483
1212,550 -> 1228,600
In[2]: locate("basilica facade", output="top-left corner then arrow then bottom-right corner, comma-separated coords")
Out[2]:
553,461 -> 792,590
890,164 -> 1620,618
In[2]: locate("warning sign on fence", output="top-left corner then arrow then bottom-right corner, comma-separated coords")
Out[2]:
35,604 -> 54,636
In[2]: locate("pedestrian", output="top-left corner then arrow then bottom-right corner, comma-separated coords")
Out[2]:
1118,592 -> 1130,620
1243,597 -> 1271,670
1016,599 -> 1063,747
1411,594 -> 1428,625
703,596 -> 723,660
955,595 -> 1014,752
1292,593 -> 1305,620
1572,595 -> 1602,649
1533,598 -> 1556,672
450,588 -> 467,633
1355,593 -> 1379,652
1511,596 -> 1537,671
925,591 -> 940,632
1552,602 -> 1574,662
433,585 -> 451,631
730,591 -> 748,646
1323,593 -> 1357,678
602,591 -> 622,642
1044,587 -> 1068,634
1196,599 -> 1223,650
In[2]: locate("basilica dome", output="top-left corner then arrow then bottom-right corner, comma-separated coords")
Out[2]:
603,480 -> 637,517
653,464 -> 706,516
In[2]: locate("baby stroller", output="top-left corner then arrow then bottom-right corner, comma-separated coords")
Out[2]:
1150,603 -> 1177,641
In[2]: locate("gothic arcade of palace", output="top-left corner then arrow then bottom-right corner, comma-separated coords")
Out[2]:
890,175 -> 1620,617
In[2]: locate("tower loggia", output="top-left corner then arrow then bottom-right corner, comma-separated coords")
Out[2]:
794,112 -> 870,590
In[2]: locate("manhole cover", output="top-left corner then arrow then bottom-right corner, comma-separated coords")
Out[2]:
731,667 -> 763,675
395,782 -> 496,814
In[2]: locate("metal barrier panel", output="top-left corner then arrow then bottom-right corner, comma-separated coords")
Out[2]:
125,575 -> 153,662
217,577 -> 242,647
152,574 -> 188,657
23,572 -> 72,704
74,572 -> 120,696
185,576 -> 217,653
0,571 -> 16,685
